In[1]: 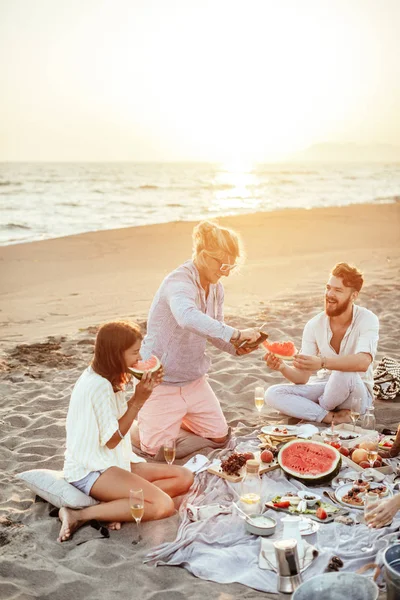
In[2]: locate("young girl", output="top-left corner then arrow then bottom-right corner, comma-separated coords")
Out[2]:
58,321 -> 194,542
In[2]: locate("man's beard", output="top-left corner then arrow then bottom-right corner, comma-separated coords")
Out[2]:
325,295 -> 352,317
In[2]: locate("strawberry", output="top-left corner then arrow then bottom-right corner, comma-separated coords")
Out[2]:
316,507 -> 327,520
273,501 -> 291,509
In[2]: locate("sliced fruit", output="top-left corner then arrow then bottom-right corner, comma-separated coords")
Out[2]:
127,355 -> 161,380
273,501 -> 291,508
263,340 -> 297,360
278,439 -> 341,485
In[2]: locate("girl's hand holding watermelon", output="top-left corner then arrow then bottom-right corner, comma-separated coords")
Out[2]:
134,369 -> 163,407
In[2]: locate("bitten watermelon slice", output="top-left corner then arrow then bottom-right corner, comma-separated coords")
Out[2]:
128,355 -> 161,380
263,340 -> 297,360
278,439 -> 341,485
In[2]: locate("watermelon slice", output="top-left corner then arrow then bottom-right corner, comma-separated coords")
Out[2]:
128,355 -> 161,380
278,439 -> 341,485
263,340 -> 297,361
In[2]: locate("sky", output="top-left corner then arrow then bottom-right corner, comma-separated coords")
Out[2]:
0,0 -> 399,162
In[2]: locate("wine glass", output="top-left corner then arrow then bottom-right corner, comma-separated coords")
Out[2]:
350,397 -> 361,432
362,492 -> 380,552
129,488 -> 144,545
254,386 -> 265,425
317,523 -> 338,553
163,439 -> 176,465
366,439 -> 379,469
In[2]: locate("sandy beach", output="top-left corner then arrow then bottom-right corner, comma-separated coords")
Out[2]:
1,202 -> 400,599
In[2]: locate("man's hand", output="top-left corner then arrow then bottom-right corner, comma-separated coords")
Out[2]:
236,345 -> 257,356
366,495 -> 400,528
263,352 -> 285,372
133,371 -> 156,407
293,354 -> 322,371
237,328 -> 261,345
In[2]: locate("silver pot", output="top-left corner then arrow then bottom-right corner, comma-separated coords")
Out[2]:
292,572 -> 379,600
383,543 -> 400,600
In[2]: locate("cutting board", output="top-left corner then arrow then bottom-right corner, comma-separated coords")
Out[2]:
207,454 -> 280,483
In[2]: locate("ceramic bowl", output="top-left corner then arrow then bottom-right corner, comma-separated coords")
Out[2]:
245,514 -> 277,536
292,572 -> 378,600
297,490 -> 321,507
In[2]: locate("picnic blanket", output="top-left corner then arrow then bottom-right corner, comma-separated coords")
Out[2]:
145,431 -> 400,594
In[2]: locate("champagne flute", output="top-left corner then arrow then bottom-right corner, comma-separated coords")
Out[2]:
362,492 -> 379,552
350,397 -> 361,432
163,439 -> 176,465
254,386 -> 265,425
129,488 -> 144,545
367,440 -> 378,469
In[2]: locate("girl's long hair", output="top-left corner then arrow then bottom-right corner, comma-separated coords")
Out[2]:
92,321 -> 143,392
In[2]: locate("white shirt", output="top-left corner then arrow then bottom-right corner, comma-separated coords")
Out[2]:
141,260 -> 237,386
64,367 -> 135,482
300,304 -> 379,396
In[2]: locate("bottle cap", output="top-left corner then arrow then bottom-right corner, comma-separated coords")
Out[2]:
246,459 -> 260,473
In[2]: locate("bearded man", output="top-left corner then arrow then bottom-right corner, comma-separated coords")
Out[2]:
264,263 -> 379,424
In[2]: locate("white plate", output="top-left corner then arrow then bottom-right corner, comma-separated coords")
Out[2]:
299,517 -> 320,536
261,425 -> 298,437
379,435 -> 395,448
335,482 -> 392,510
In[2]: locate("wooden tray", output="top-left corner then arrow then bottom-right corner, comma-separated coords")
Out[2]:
264,500 -> 347,522
207,454 -> 280,483
342,454 -> 393,475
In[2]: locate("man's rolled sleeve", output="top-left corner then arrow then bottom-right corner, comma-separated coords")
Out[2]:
355,314 -> 379,360
300,320 -> 319,356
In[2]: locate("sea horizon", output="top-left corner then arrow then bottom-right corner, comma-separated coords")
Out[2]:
1,160 -> 399,247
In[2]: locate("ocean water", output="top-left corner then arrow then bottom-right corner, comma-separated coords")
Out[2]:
0,162 -> 399,246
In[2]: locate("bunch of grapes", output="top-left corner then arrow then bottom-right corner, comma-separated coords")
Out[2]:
220,452 -> 247,476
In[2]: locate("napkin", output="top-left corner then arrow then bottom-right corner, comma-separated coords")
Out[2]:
259,538 -> 317,572
183,454 -> 210,473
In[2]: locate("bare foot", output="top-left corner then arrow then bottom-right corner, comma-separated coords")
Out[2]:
57,507 -> 86,542
322,409 -> 351,425
107,521 -> 122,530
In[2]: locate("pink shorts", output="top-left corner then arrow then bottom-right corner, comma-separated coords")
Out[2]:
137,376 -> 228,455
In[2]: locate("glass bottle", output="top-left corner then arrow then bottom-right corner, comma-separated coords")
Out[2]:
361,406 -> 376,431
240,459 -> 261,514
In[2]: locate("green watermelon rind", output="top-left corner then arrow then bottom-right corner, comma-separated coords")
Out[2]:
127,356 -> 161,381
278,439 -> 342,486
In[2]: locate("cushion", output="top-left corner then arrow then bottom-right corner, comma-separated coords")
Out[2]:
16,469 -> 99,509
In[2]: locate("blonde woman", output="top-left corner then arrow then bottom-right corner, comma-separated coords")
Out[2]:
135,220 -> 260,456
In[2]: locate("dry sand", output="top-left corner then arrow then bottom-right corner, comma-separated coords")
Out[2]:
0,202 -> 399,599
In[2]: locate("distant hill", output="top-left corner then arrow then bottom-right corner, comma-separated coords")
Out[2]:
290,143 -> 400,163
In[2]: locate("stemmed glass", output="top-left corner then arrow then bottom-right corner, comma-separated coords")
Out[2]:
362,492 -> 380,552
129,488 -> 144,545
367,439 -> 379,469
254,386 -> 265,425
163,439 -> 176,465
350,397 -> 362,432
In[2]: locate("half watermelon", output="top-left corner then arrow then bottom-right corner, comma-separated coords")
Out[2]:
128,355 -> 161,380
278,439 -> 341,486
263,340 -> 297,361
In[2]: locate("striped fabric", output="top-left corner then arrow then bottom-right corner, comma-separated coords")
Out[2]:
63,367 -> 132,482
141,260 -> 237,386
